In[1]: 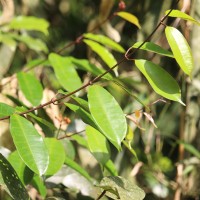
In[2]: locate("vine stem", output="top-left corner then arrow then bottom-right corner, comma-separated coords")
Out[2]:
0,0 -> 179,121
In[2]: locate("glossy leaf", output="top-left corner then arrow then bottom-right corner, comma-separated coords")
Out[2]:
10,114 -> 49,175
65,156 -> 92,182
135,59 -> 184,104
86,126 -> 110,165
132,42 -> 174,58
84,33 -> 125,53
116,11 -> 141,29
88,85 -> 127,150
44,138 -> 65,175
0,103 -> 15,118
165,26 -> 194,77
0,153 -> 30,200
83,39 -> 117,69
71,57 -> 113,80
17,72 -> 43,106
8,151 -> 34,185
49,53 -> 82,91
99,176 -> 145,200
9,16 -> 49,35
166,9 -> 200,26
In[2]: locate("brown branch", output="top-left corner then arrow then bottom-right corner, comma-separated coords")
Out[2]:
0,0 -> 180,121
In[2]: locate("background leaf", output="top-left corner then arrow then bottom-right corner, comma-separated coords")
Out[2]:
10,114 -> 49,175
84,33 -> 125,53
44,138 -> 66,176
9,16 -> 49,35
86,126 -> 111,165
49,53 -> 82,91
165,26 -> 194,77
135,59 -> 184,104
88,85 -> 127,150
17,72 -> 43,106
0,103 -> 15,118
116,11 -> 141,29
0,153 -> 30,200
132,42 -> 174,58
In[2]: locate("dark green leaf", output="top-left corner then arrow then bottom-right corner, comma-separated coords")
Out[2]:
10,114 -> 49,175
88,85 -> 127,150
135,59 -> 184,105
17,72 -> 43,106
0,153 -> 30,200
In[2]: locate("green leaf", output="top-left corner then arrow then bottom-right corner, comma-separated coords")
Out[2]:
10,114 -> 49,175
88,85 -> 127,150
165,26 -> 194,77
31,175 -> 47,197
44,138 -> 65,175
0,103 -> 15,118
71,57 -> 113,80
84,33 -> 125,53
135,59 -> 184,105
99,176 -> 145,200
132,42 -> 174,58
104,160 -> 118,176
83,39 -> 117,69
0,32 -> 16,47
17,72 -> 43,106
86,126 -> 110,165
8,151 -> 34,185
71,135 -> 88,148
71,96 -> 89,111
116,11 -> 141,29
66,103 -> 97,129
65,156 -> 92,182
12,34 -> 48,53
166,9 -> 200,26
9,16 -> 49,35
0,153 -> 30,200
49,53 -> 82,91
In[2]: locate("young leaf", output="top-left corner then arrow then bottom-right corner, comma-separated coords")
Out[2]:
10,114 -> 49,175
132,42 -> 174,58
49,53 -> 82,91
166,9 -> 200,26
44,138 -> 65,176
84,33 -> 125,53
0,153 -> 30,200
0,103 -> 15,118
116,11 -> 141,29
99,176 -> 145,200
9,16 -> 49,35
8,151 -> 34,185
165,26 -> 194,77
17,72 -> 43,106
65,156 -> 92,182
135,59 -> 184,105
88,85 -> 127,150
83,39 -> 117,69
86,126 -> 111,165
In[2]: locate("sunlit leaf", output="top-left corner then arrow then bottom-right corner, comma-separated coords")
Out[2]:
17,72 -> 43,106
135,59 -> 184,105
88,85 -> 127,150
86,126 -> 110,165
132,42 -> 174,58
65,156 -> 92,182
84,33 -> 125,53
71,134 -> 88,148
83,39 -> 117,69
10,114 -> 49,175
44,138 -> 65,175
99,176 -> 145,200
0,103 -> 15,118
49,53 -> 82,91
165,26 -> 194,77
166,9 -> 200,26
116,11 -> 141,29
8,151 -> 34,185
9,16 -> 49,35
0,153 -> 30,200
